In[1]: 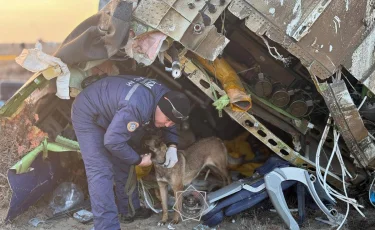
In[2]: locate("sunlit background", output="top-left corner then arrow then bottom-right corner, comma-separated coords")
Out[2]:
0,0 -> 99,105
0,0 -> 98,43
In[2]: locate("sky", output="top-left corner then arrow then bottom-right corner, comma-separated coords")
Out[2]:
0,0 -> 99,43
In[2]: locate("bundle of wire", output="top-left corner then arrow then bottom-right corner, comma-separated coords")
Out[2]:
139,179 -> 175,214
139,179 -> 162,213
315,116 -> 365,229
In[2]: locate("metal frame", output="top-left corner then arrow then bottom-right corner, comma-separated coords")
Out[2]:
184,60 -> 343,188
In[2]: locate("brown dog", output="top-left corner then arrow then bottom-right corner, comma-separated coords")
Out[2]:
143,136 -> 231,225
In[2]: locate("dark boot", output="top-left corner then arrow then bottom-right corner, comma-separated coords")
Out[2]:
119,214 -> 134,224
120,207 -> 153,223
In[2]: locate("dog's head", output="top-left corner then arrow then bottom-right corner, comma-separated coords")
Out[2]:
142,135 -> 168,165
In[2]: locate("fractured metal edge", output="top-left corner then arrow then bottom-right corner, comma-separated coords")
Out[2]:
184,60 -> 343,189
228,0 -> 333,80
318,80 -> 375,169
0,73 -> 48,118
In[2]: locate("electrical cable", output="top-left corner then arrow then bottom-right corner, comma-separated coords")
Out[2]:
315,116 -> 365,229
139,179 -> 162,213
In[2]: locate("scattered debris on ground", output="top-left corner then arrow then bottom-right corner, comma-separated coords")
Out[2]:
0,101 -> 47,207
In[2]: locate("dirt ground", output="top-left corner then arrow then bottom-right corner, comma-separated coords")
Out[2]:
3,193 -> 374,230
0,205 -> 330,230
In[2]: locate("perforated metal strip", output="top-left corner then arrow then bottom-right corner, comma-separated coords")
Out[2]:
185,61 -> 342,188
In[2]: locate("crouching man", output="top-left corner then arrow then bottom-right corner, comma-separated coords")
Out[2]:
71,75 -> 190,230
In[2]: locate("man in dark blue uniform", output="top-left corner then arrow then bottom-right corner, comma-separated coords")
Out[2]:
71,76 -> 190,230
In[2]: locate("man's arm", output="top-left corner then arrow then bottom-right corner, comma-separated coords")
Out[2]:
104,104 -> 142,165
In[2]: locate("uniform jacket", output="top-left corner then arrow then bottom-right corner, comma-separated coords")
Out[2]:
74,75 -> 178,165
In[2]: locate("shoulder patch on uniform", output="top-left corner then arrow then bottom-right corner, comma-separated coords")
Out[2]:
127,121 -> 139,132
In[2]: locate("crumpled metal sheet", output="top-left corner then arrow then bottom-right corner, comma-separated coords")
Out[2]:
133,0 -> 231,61
319,80 -> 375,168
228,0 -> 373,84
227,0 -> 333,78
54,0 -> 133,65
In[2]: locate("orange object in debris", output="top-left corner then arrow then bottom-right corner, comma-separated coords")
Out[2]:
136,164 -> 153,179
194,55 -> 252,112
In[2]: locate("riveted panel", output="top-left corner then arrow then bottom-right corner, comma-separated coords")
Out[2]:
133,0 -> 171,28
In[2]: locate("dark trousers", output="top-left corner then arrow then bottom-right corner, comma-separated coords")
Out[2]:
72,109 -> 140,230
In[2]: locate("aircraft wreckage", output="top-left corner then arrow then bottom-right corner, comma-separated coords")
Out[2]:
2,0 -> 375,228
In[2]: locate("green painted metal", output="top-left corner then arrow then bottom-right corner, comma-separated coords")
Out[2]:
10,136 -> 80,174
11,144 -> 45,174
55,135 -> 81,150
243,83 -> 300,121
0,72 -> 48,118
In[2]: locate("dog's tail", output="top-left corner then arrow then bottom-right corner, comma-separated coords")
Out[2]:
219,138 -> 229,166
218,138 -> 232,185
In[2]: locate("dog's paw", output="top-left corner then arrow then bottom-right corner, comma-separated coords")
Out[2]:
170,219 -> 180,225
157,220 -> 167,226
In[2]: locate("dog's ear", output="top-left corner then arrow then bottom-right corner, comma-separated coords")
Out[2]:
140,135 -> 153,148
154,136 -> 160,145
155,135 -> 165,147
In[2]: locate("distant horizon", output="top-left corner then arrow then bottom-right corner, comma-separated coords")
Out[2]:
0,41 -> 61,45
0,0 -> 98,43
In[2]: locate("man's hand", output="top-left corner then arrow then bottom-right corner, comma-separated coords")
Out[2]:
138,154 -> 152,167
163,146 -> 178,168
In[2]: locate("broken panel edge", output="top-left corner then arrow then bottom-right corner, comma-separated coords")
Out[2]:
229,0 -> 334,80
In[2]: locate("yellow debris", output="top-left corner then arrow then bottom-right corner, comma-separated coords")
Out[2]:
225,132 -> 270,177
135,164 -> 153,179
193,55 -> 252,112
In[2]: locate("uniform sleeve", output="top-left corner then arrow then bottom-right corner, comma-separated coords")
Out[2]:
104,104 -> 142,165
162,125 -> 179,147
